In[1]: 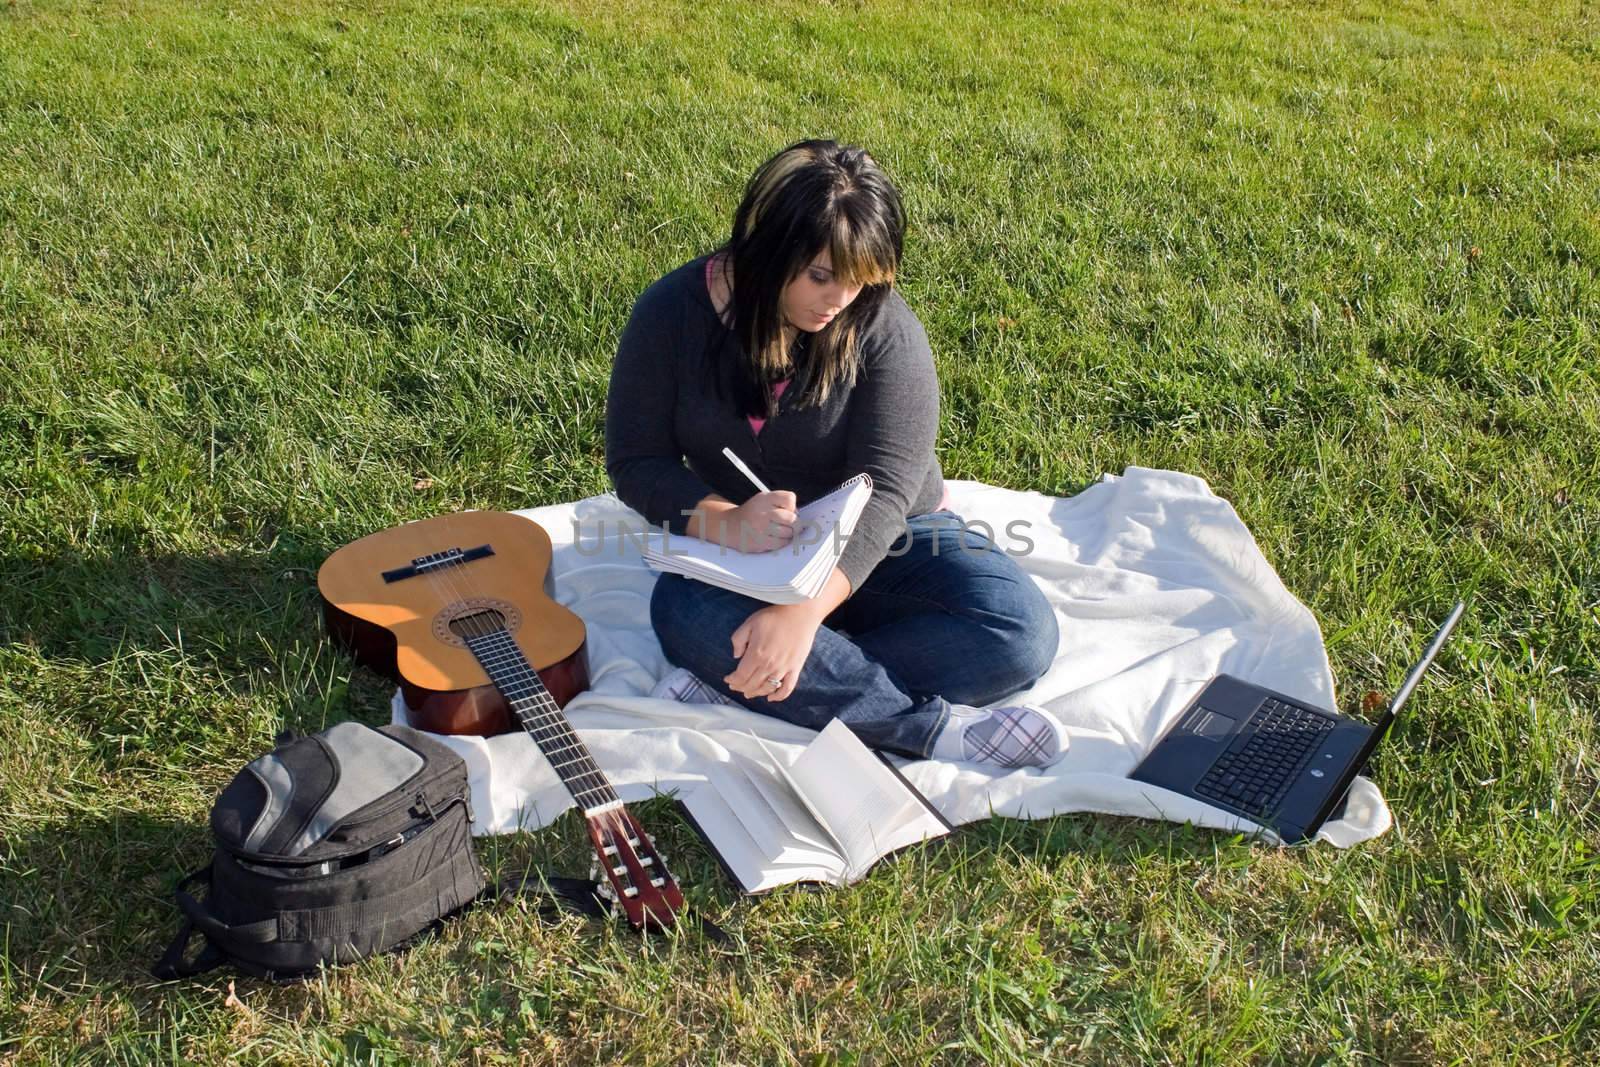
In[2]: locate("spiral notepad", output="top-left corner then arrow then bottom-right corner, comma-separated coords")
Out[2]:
642,474 -> 873,604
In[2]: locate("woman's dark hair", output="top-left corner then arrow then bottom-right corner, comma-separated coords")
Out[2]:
715,139 -> 905,417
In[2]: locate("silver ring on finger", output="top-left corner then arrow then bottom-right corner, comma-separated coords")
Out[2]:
765,675 -> 784,690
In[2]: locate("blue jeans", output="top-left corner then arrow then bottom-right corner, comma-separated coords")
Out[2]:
649,511 -> 1060,759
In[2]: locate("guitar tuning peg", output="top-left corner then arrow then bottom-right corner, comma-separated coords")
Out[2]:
587,859 -> 621,905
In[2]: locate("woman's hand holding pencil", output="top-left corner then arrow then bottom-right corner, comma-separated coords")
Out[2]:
723,447 -> 798,553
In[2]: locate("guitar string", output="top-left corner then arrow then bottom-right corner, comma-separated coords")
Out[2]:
419,515 -> 618,809
417,540 -> 615,806
416,540 -> 618,810
412,556 -> 638,898
391,519 -> 673,913
424,514 -> 641,874
405,537 -> 604,805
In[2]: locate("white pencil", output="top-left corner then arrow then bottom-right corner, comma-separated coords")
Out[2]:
721,446 -> 771,494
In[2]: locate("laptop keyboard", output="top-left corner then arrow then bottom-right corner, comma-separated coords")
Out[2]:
1195,698 -> 1334,818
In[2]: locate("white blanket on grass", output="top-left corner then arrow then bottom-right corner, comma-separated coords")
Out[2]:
390,466 -> 1390,848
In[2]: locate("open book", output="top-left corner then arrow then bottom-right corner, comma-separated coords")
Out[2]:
642,474 -> 872,604
679,718 -> 951,894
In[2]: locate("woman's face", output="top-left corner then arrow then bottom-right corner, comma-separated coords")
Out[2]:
781,251 -> 863,333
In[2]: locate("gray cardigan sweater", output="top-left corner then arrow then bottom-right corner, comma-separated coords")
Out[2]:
604,254 -> 946,592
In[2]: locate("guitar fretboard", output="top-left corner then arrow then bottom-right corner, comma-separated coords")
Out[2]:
462,627 -> 619,812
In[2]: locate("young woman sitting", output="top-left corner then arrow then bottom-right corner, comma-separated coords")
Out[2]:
604,138 -> 1065,768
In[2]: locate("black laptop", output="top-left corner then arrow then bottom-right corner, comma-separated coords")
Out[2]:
1129,601 -> 1465,843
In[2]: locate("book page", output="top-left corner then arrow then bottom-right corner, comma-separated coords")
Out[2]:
788,720 -> 940,870
733,756 -> 839,856
710,763 -> 839,867
680,782 -> 844,893
840,807 -> 949,883
750,732 -> 849,856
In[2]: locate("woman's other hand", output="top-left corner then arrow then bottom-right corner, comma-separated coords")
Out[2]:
733,490 -> 798,552
726,601 -> 822,702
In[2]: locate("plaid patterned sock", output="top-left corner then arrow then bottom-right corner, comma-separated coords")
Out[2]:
934,704 -> 1067,768
650,667 -> 743,708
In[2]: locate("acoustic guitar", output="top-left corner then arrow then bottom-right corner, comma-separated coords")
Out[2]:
316,510 -> 684,929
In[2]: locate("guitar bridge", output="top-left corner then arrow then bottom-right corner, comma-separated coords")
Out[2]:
383,544 -> 495,583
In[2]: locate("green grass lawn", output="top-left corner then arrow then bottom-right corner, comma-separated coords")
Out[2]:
2,0 -> 1597,1061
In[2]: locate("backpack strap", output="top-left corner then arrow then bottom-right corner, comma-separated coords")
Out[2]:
492,870 -> 611,920
151,866 -> 231,981
152,917 -> 230,980
176,858 -> 478,948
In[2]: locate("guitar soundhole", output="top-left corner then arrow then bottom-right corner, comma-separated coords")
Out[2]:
431,598 -> 523,648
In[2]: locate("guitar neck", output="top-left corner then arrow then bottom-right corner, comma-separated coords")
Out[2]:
461,627 -> 619,813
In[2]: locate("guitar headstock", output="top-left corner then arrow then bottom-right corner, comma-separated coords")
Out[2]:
585,806 -> 685,930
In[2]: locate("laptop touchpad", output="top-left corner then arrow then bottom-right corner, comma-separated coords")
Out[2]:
1187,708 -> 1237,742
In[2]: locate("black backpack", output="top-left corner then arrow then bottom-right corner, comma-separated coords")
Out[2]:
155,721 -> 725,981
154,721 -> 497,981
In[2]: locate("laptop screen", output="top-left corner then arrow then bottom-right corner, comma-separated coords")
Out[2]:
1308,600 -> 1466,838
1386,601 -> 1466,722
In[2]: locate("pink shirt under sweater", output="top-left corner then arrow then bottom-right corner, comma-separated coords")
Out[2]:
704,256 -> 953,513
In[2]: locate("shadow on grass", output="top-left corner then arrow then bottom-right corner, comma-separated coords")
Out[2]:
0,544 -> 329,675
0,546 -> 400,767
0,789 -> 1241,1039
1,810 -> 209,991
662,799 -> 1236,921
0,804 -> 694,995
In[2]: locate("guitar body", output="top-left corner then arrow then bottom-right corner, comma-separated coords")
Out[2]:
317,511 -> 589,735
